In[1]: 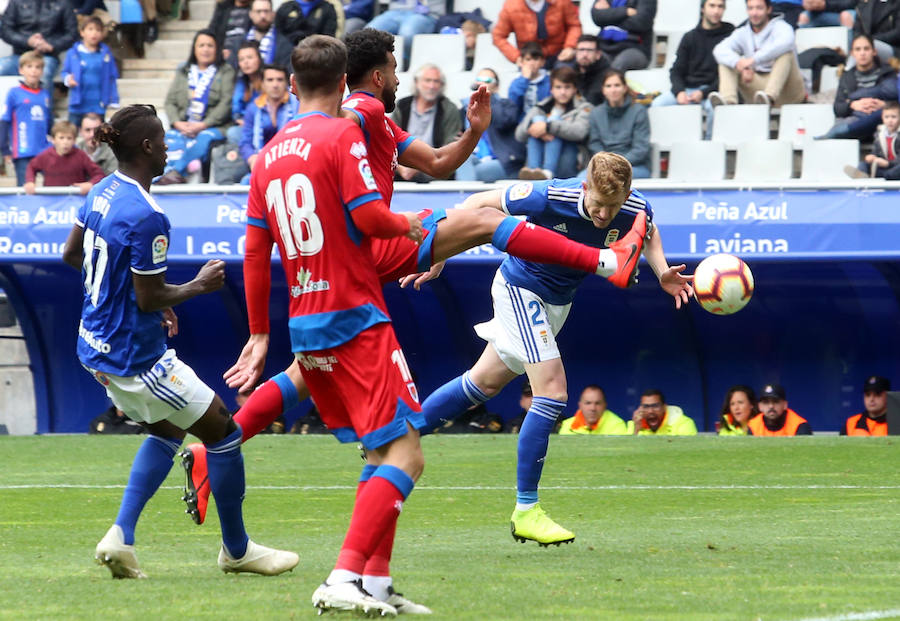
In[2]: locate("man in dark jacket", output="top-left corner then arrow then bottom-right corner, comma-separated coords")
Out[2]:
274,0 -> 337,46
853,0 -> 900,63
573,34 -> 610,106
208,0 -> 253,63
0,0 -> 78,92
242,0 -> 293,68
590,0 -> 656,71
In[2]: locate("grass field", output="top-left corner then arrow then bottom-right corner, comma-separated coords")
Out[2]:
2,434 -> 899,621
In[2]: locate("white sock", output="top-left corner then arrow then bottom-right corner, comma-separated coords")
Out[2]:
327,569 -> 361,585
595,248 -> 617,277
515,501 -> 538,512
363,575 -> 393,601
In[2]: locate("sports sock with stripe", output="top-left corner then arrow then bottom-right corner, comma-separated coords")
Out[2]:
415,371 -> 490,433
492,217 -> 607,275
205,427 -> 249,559
358,464 -> 395,600
516,396 -> 566,509
233,372 -> 301,442
115,435 -> 182,545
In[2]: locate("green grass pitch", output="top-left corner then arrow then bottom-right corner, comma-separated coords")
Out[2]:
1,434 -> 899,620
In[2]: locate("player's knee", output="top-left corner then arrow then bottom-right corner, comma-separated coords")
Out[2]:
467,208 -> 505,243
534,389 -> 568,404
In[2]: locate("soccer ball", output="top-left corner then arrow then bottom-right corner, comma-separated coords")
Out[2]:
693,253 -> 754,315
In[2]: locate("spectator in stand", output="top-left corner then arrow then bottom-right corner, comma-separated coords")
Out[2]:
157,30 -> 235,184
24,120 -> 104,194
508,42 -> 552,121
209,0 -> 253,63
847,101 -> 900,178
459,19 -> 487,71
717,385 -> 757,435
77,113 -> 118,175
61,17 -> 120,128
237,64 -> 297,183
73,0 -> 115,36
456,69 -> 526,182
516,64 -> 591,179
586,69 -> 650,178
852,0 -> 900,66
274,0 -> 338,47
573,34 -> 610,106
841,375 -> 890,435
652,0 -> 733,139
366,0 -> 446,67
0,52 -> 52,186
710,0 -> 805,107
797,0 -> 855,28
391,63 -> 462,182
238,0 -> 293,67
772,0 -> 803,27
228,41 -> 264,144
0,0 -> 78,93
491,0 -> 581,66
819,34 -> 897,140
747,383 -> 812,435
590,0 -> 656,72
343,0 -> 374,34
627,389 -> 698,435
558,385 -> 627,435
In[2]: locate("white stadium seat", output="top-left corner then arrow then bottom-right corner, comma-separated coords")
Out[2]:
734,140 -> 794,182
778,104 -> 835,147
711,104 -> 770,148
409,34 -> 466,74
801,139 -> 860,180
666,140 -> 726,181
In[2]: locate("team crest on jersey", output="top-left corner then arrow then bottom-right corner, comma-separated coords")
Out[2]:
539,329 -> 548,345
359,159 -> 378,190
152,235 -> 168,264
604,229 -> 620,245
508,183 -> 533,201
349,141 -> 367,159
30,105 -> 45,120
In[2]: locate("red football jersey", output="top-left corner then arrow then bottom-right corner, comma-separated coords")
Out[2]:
246,112 -> 391,352
341,91 -> 414,204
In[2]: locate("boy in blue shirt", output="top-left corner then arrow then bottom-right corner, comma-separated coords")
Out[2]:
0,51 -> 52,185
507,42 -> 551,122
62,16 -> 120,128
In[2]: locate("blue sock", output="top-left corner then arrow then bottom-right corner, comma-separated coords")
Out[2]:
517,397 -> 566,506
115,435 -> 181,545
206,427 -> 249,559
415,371 -> 490,434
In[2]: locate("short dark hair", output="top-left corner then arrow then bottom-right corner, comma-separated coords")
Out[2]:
550,65 -> 577,86
520,41 -> 544,59
262,63 -> 289,81
747,0 -> 770,6
81,112 -> 104,127
80,15 -> 104,32
885,100 -> 900,113
291,35 -> 347,95
641,388 -> 666,404
187,29 -> 224,68
576,34 -> 599,46
601,68 -> 627,87
345,28 -> 395,88
96,105 -> 161,162
580,385 -> 606,400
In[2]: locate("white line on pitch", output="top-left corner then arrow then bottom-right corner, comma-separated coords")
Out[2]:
791,608 -> 900,621
3,484 -> 900,491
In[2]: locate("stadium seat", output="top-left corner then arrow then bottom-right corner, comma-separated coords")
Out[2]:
722,1 -> 746,27
801,139 -> 860,180
711,104 -> 770,148
394,35 -> 405,74
579,0 -> 597,35
778,104 -> 835,148
472,32 -> 517,74
445,71 -> 475,108
409,34 -> 466,74
734,140 -> 794,181
654,0 -> 699,34
396,71 -> 414,98
496,69 -> 519,98
625,68 -> 670,96
820,65 -> 840,92
452,0 -> 502,25
0,76 -> 20,106
661,31 -> 684,69
666,140 -> 726,181
795,26 -> 849,54
648,105 -> 703,177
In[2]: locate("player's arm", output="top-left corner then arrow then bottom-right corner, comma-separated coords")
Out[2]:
459,189 -> 504,211
62,224 -> 84,269
398,86 -> 491,178
132,261 -> 225,313
642,225 -> 693,309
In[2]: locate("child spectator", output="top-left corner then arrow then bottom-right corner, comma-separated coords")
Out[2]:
508,42 -> 551,120
515,65 -> 591,179
24,120 -> 105,194
62,16 -> 120,128
461,19 -> 486,70
237,64 -> 296,182
0,51 -> 52,186
229,40 -> 264,144
846,101 -> 900,179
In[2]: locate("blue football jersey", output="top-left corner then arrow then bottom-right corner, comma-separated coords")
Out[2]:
499,178 -> 654,305
0,83 -> 51,159
76,172 -> 171,376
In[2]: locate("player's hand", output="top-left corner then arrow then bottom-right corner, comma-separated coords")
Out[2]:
466,85 -> 492,135
224,333 -> 269,393
659,264 -> 694,309
195,259 -> 226,293
402,212 -> 424,243
161,307 -> 178,337
399,260 -> 445,290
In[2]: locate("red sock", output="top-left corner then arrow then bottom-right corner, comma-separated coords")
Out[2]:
335,477 -> 405,574
505,221 -> 600,274
234,380 -> 283,442
363,522 -> 395,577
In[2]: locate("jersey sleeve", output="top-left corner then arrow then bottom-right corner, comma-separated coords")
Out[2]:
129,210 -> 170,275
386,116 -> 414,156
500,180 -> 551,218
336,124 -> 382,211
246,171 -> 268,230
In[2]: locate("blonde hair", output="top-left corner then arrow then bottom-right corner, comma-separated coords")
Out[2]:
585,152 -> 632,202
51,120 -> 77,138
18,50 -> 44,70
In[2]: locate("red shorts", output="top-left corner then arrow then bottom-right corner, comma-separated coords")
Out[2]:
370,208 -> 446,284
295,322 -> 421,449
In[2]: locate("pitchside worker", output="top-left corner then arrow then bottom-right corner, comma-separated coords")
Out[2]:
747,384 -> 812,436
842,376 -> 890,436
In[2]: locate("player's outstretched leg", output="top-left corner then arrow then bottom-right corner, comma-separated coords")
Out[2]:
180,370 -> 304,524
96,434 -> 183,578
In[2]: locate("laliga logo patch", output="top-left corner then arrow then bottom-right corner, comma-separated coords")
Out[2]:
151,235 -> 168,264
604,229 -> 620,246
95,371 -> 110,386
359,159 -> 378,190
508,182 -> 533,201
